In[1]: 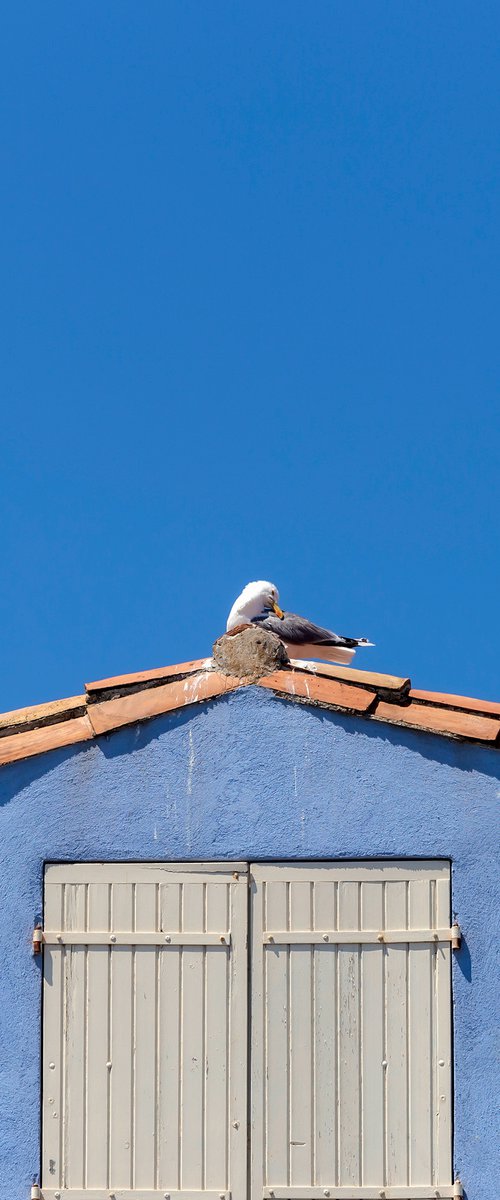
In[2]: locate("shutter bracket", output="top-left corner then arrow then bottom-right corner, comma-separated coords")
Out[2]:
31,1185 -> 41,1199
453,1181 -> 464,1198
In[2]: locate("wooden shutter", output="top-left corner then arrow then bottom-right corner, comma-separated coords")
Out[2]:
41,862 -> 248,1200
250,860 -> 454,1200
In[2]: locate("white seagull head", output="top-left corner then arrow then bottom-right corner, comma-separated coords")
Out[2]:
227,580 -> 284,631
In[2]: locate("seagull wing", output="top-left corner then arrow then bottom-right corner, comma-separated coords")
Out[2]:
254,611 -> 363,648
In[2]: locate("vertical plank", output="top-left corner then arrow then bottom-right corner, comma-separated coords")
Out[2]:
205,883 -> 229,1189
250,869 -> 265,1200
313,881 -> 337,1185
435,875 -> 452,1187
360,882 -> 384,1186
385,880 -> 408,1187
180,882 -> 205,1189
86,882 -> 110,1188
265,878 -> 289,1186
63,882 -> 87,1188
134,883 -> 157,1188
337,881 -> 361,1187
158,882 -> 182,1188
109,883 -> 134,1189
42,880 -> 64,1189
408,879 -> 432,1185
228,874 -> 248,1200
289,880 -> 313,1185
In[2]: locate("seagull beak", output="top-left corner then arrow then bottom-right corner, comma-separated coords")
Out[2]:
272,601 -> 284,619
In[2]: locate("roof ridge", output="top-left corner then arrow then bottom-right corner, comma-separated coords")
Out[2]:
0,660 -> 499,766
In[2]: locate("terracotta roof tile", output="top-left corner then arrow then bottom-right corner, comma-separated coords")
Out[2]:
86,659 -> 207,697
0,694 -> 87,735
288,661 -> 410,697
372,699 -> 500,743
88,671 -> 241,736
0,714 -> 94,765
410,689 -> 500,717
258,670 -> 377,713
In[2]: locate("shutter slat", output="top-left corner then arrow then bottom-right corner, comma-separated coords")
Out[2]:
360,883 -> 384,1186
228,875 -> 248,1200
109,884 -> 134,1188
435,878 -> 452,1187
313,881 -> 337,1186
385,882 -> 409,1188
42,882 -> 64,1188
63,884 -> 87,1189
205,884 -> 229,1189
408,881 -> 433,1185
264,879 -> 289,1187
158,881 -> 182,1188
134,884 -> 157,1189
289,881 -> 313,1185
181,883 -> 206,1190
338,882 -> 361,1188
86,883 -> 110,1187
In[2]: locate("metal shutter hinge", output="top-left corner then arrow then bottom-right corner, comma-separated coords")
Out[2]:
31,1185 -> 41,1199
453,1181 -> 464,1198
32,925 -> 44,955
451,922 -> 461,950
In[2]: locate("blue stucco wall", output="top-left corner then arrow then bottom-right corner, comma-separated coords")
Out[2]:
0,687 -> 498,1198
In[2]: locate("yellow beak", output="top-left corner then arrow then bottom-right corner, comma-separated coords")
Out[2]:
272,601 -> 284,619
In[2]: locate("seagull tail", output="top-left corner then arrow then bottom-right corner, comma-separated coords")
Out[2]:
322,644 -> 357,665
284,642 -> 357,665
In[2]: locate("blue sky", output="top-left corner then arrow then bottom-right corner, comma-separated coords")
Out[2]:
1,3 -> 499,710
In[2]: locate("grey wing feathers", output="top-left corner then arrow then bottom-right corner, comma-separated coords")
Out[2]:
255,611 -> 360,648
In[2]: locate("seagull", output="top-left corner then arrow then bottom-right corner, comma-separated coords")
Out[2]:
226,580 -> 374,666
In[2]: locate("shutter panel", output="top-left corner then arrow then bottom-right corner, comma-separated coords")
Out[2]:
250,861 -> 453,1200
41,862 -> 248,1200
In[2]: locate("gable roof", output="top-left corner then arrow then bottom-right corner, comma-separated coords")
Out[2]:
1,657 -> 499,767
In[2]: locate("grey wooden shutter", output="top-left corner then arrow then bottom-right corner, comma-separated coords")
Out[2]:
41,862 -> 248,1200
250,860 -> 454,1200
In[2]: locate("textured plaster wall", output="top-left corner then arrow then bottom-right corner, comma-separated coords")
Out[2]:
0,687 -> 498,1199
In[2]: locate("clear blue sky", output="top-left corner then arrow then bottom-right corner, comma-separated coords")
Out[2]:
1,3 -> 499,711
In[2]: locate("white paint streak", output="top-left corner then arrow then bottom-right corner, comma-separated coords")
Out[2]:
187,728 -> 195,796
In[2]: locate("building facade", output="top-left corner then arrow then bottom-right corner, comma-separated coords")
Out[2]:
0,654 -> 498,1200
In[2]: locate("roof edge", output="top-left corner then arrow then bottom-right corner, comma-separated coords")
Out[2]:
0,694 -> 87,738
